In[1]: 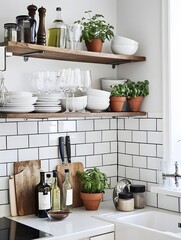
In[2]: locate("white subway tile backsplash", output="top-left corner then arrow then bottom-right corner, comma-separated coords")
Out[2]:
7,135 -> 28,149
158,194 -> 179,212
18,121 -> 37,134
118,142 -> 126,153
86,131 -> 101,143
148,132 -> 163,144
103,153 -> 117,165
0,190 -> 8,204
94,142 -> 110,154
76,143 -> 93,156
125,118 -> 139,130
94,119 -> 109,130
0,123 -> 17,136
0,176 -> 8,189
140,119 -> 157,131
77,119 -> 93,131
126,142 -> 139,155
126,167 -> 139,179
133,155 -> 147,168
0,150 -> 17,163
40,159 -> 49,172
119,153 -> 132,166
133,131 -> 147,143
118,130 -> 132,142
146,191 -> 158,207
0,205 -> 10,218
29,134 -> 49,147
118,118 -> 125,129
111,142 -> 117,153
68,132 -> 85,144
140,168 -> 157,182
39,121 -> 58,133
86,155 -> 102,168
99,165 -> 117,177
110,118 -> 117,129
0,164 -> 6,176
157,144 -> 163,158
148,157 -> 162,170
140,143 -> 157,157
157,119 -> 163,131
102,130 -> 117,142
147,112 -> 163,118
0,137 -> 6,150
18,148 -> 38,161
39,146 -> 58,159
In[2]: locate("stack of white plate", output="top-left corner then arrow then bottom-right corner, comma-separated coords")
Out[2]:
34,94 -> 61,113
0,91 -> 37,113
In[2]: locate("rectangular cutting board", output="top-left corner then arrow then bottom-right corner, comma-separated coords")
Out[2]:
57,162 -> 84,208
14,160 -> 41,216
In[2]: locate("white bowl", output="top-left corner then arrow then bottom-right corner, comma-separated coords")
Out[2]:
6,96 -> 37,105
111,43 -> 138,55
87,88 -> 111,99
101,78 -> 127,92
6,91 -> 33,98
112,35 -> 138,45
61,96 -> 87,112
87,95 -> 110,112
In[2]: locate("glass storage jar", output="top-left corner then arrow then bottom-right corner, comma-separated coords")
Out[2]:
4,23 -> 17,42
117,192 -> 134,212
130,184 -> 145,209
16,15 -> 31,43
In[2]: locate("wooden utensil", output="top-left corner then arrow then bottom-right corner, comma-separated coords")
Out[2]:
14,160 -> 40,216
57,162 -> 84,208
9,175 -> 18,217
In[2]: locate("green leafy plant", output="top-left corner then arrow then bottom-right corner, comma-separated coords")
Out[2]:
75,10 -> 114,42
110,82 -> 128,97
76,167 -> 110,193
125,79 -> 149,98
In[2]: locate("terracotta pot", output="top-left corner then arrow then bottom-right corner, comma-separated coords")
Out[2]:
85,39 -> 103,52
110,96 -> 126,112
128,96 -> 143,111
80,192 -> 103,210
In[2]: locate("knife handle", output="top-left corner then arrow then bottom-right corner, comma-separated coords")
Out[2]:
59,137 -> 64,164
65,135 -> 71,163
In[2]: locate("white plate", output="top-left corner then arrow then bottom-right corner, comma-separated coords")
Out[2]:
0,106 -> 35,113
4,103 -> 34,107
35,102 -> 61,106
34,106 -> 61,113
6,96 -> 38,105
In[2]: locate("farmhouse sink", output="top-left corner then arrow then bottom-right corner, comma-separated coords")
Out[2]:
96,208 -> 181,240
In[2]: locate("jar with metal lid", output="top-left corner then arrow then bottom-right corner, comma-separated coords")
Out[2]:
130,184 -> 145,209
117,192 -> 134,212
4,23 -> 17,42
16,15 -> 31,43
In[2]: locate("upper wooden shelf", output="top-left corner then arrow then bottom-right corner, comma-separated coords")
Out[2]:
0,111 -> 147,119
2,41 -> 146,67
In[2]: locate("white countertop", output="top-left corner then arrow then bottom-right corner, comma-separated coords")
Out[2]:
8,200 -> 117,240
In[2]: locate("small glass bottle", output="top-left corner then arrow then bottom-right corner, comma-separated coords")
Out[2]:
130,184 -> 146,209
62,169 -> 73,210
52,170 -> 61,210
35,171 -> 51,218
47,7 -> 67,48
118,192 -> 134,212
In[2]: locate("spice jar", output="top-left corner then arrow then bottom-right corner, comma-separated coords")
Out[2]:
130,184 -> 145,209
4,23 -> 17,42
16,15 -> 31,43
117,192 -> 134,212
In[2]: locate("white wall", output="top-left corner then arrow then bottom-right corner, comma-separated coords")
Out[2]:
117,0 -> 162,113
1,0 -> 117,91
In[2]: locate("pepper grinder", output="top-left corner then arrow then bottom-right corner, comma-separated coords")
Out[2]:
27,4 -> 37,44
37,6 -> 46,45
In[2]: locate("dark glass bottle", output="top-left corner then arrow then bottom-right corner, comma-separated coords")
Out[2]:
27,4 -> 37,43
35,171 -> 51,218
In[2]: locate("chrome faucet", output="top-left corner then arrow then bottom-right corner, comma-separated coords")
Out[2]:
162,161 -> 181,185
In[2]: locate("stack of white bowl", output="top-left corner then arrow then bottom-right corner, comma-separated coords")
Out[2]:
111,36 -> 139,55
100,78 -> 127,92
0,91 -> 37,113
86,89 -> 110,112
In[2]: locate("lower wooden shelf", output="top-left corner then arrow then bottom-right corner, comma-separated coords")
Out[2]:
0,111 -> 147,119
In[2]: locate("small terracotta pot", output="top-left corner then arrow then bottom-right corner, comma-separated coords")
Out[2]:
85,39 -> 103,52
128,96 -> 143,112
80,192 -> 103,210
110,96 -> 126,112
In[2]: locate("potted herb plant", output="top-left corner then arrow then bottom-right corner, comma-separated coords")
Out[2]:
76,167 -> 110,210
75,10 -> 114,52
125,79 -> 149,111
110,82 -> 128,112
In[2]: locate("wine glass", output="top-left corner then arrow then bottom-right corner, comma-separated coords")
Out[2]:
80,70 -> 92,112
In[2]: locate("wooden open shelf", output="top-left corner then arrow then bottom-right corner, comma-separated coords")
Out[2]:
2,41 -> 146,67
0,111 -> 146,119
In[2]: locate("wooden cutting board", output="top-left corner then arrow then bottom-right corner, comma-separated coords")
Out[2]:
14,160 -> 40,216
9,175 -> 18,217
57,162 -> 84,208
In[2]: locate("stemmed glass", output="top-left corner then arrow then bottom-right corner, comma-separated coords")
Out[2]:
80,70 -> 92,112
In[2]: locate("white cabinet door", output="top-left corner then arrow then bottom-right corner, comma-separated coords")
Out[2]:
90,232 -> 114,240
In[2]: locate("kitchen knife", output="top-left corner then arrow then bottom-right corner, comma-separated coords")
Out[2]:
65,135 -> 71,163
59,136 -> 65,164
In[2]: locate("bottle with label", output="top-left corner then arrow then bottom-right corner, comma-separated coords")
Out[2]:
47,7 -> 67,48
62,169 -> 73,210
35,171 -> 51,218
52,170 -> 61,210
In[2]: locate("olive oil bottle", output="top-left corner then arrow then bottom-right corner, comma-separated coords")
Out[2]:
52,170 -> 61,210
47,7 -> 67,48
